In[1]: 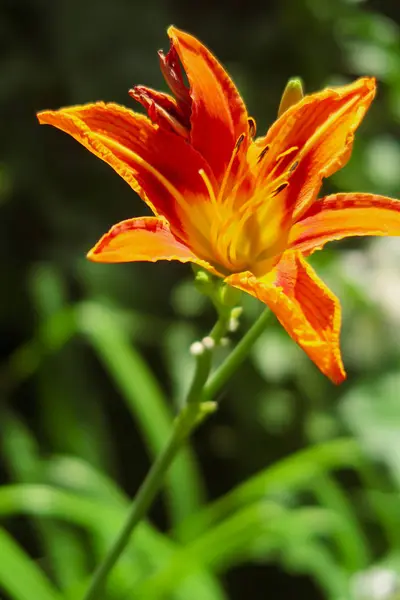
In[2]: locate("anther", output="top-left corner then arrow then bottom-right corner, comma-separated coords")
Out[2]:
235,133 -> 246,150
289,160 -> 299,173
271,182 -> 289,196
218,134 -> 246,204
257,145 -> 270,163
248,118 -> 256,138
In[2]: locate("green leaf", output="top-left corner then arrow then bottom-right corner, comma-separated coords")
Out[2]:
177,438 -> 362,541
137,504 -> 345,598
78,301 -> 204,525
0,526 -> 62,600
0,409 -> 89,592
340,373 -> 400,486
0,482 -> 227,600
311,474 -> 370,572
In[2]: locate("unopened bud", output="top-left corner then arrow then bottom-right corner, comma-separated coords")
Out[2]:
202,336 -> 215,350
228,317 -> 240,332
219,284 -> 242,309
278,78 -> 304,117
231,306 -> 243,320
190,341 -> 204,356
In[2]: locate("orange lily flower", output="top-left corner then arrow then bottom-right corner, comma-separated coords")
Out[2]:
38,26 -> 400,384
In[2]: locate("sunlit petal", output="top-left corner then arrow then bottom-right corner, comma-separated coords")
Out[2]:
168,26 -> 249,182
227,252 -> 345,383
37,103 -> 213,237
254,78 -> 376,219
289,193 -> 400,255
87,216 -> 219,274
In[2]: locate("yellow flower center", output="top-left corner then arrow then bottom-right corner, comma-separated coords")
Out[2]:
182,141 -> 295,277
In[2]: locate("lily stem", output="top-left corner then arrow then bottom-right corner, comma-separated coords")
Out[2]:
82,400 -> 216,600
203,307 -> 271,400
82,307 -> 270,600
185,314 -> 230,404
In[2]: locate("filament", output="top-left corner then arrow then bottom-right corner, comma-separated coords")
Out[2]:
198,168 -> 218,206
218,134 -> 246,203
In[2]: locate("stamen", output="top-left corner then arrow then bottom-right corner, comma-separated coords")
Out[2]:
199,168 -> 230,266
271,182 -> 289,196
275,146 -> 299,163
198,169 -> 218,206
257,145 -> 270,163
265,145 -> 299,182
289,160 -> 299,173
235,133 -> 245,150
218,133 -> 247,203
248,118 -> 256,138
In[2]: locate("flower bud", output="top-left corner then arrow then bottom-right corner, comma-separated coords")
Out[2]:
278,78 -> 304,117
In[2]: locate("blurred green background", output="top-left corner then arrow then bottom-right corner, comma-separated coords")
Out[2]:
2,0 -> 400,598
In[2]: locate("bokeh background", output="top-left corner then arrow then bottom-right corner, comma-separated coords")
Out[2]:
2,0 -> 400,599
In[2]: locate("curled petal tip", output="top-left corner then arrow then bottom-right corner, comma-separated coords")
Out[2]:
86,247 -> 99,262
36,110 -> 49,124
355,76 -> 377,98
333,369 -> 347,386
167,24 -> 179,36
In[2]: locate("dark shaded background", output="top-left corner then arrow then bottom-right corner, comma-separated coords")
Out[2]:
2,1 -> 400,599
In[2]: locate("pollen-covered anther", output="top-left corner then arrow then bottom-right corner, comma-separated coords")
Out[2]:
271,182 -> 289,197
235,133 -> 246,150
257,145 -> 270,163
248,117 -> 256,138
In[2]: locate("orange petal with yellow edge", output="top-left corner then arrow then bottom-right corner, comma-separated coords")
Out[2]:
168,26 -> 249,182
87,216 -> 219,274
226,252 -> 345,384
289,193 -> 400,255
37,102 -> 213,238
254,77 -> 376,220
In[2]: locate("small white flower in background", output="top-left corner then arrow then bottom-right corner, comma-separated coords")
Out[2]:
351,567 -> 399,600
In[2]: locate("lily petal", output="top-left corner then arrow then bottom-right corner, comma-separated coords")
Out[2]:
227,252 -> 345,383
289,193 -> 400,255
37,103 -> 213,237
87,216 -> 218,273
168,26 -> 249,182
255,77 -> 376,220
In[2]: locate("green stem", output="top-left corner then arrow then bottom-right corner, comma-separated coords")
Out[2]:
82,306 -> 270,600
82,401 -> 216,600
186,315 -> 229,404
203,307 -> 270,401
